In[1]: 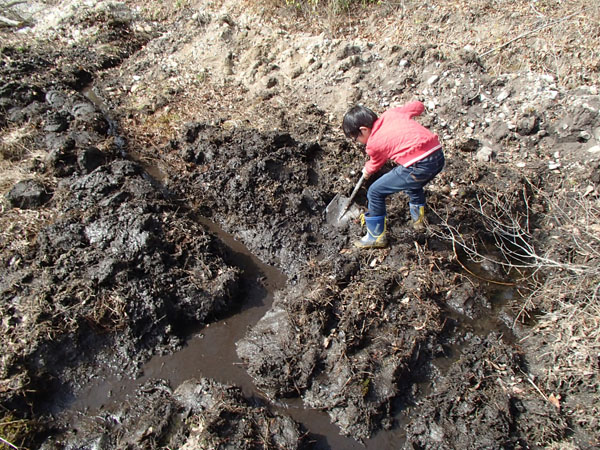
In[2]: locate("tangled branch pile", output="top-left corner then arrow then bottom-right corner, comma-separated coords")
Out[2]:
433,179 -> 600,439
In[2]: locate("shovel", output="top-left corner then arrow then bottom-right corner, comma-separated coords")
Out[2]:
325,172 -> 366,227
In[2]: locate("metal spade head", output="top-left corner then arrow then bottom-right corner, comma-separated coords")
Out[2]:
325,173 -> 366,227
325,194 -> 360,227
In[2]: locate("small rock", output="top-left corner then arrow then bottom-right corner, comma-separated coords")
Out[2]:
541,74 -> 555,83
427,75 -> 439,85
548,161 -> 561,170
476,146 -> 494,162
221,120 -> 239,130
516,115 -> 538,136
587,145 -> 600,154
496,90 -> 510,102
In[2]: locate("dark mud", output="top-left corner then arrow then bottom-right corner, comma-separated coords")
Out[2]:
2,1 -> 600,449
405,333 -> 567,449
0,14 -> 254,443
2,153 -> 247,395
41,377 -> 308,450
172,122 -> 560,444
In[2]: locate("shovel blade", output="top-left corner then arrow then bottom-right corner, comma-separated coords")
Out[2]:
326,195 -> 357,226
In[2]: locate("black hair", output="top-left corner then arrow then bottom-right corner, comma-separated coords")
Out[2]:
342,105 -> 378,139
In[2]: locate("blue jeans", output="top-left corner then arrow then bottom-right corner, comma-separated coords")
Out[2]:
367,150 -> 445,217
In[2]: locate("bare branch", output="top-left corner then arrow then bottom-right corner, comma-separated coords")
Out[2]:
0,15 -> 20,27
480,8 -> 592,58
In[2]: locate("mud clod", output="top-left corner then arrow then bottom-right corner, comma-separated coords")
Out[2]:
5,179 -> 51,208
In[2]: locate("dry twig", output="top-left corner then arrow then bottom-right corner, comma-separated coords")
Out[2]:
480,8 -> 591,58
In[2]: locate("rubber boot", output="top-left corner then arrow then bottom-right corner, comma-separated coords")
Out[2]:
354,214 -> 387,249
409,203 -> 426,231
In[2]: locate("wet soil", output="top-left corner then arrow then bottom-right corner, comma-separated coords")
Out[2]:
1,0 -> 600,449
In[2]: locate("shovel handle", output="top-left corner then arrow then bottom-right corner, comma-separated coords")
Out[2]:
347,172 -> 366,203
338,172 -> 366,218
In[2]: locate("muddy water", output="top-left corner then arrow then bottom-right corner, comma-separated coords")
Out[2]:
68,217 -> 279,407
196,220 -> 403,449
68,215 -> 410,448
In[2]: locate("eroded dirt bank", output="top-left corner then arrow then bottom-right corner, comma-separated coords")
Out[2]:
1,0 -> 599,448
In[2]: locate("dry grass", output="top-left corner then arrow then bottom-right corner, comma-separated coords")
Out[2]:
521,187 -> 600,439
0,122 -> 58,254
135,0 -> 194,22
85,291 -> 129,332
0,124 -> 37,162
0,165 -> 56,257
0,413 -> 32,450
389,0 -> 599,86
0,124 -> 42,195
0,206 -> 54,255
251,0 -> 599,87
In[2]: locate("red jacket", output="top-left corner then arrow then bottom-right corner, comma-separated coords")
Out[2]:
364,101 -> 441,174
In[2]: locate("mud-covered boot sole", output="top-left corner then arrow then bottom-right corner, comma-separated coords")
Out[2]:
353,238 -> 388,249
412,219 -> 426,231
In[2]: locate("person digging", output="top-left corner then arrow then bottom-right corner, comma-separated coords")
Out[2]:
342,101 -> 445,249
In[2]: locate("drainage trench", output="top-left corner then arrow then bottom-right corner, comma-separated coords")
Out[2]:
68,213 -> 406,449
74,86 -> 517,448
78,85 -> 410,448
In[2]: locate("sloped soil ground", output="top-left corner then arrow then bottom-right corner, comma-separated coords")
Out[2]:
1,0 -> 600,449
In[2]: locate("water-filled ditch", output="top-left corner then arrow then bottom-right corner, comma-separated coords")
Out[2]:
66,86 -> 519,448
63,212 -> 517,449
66,214 -> 420,448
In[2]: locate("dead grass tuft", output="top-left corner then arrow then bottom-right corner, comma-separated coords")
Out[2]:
0,124 -> 38,163
0,123 -> 59,256
0,205 -> 55,255
0,413 -> 33,450
85,291 -> 128,332
0,123 -> 44,196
